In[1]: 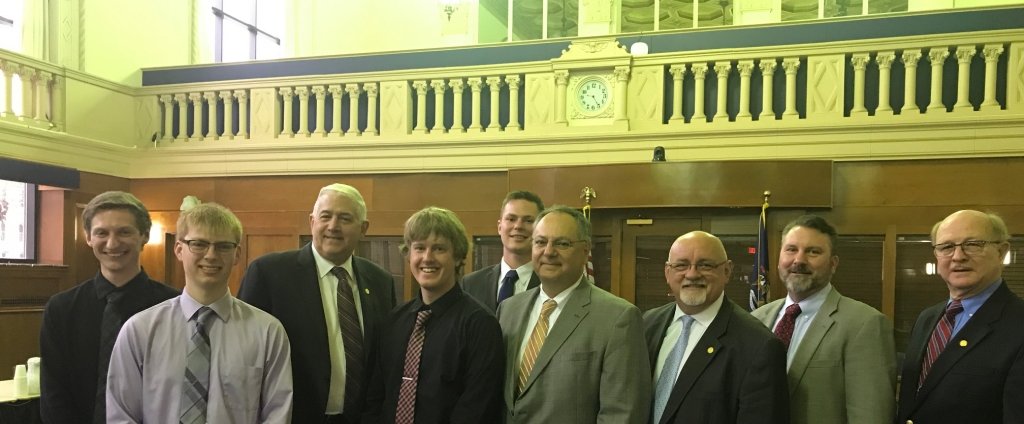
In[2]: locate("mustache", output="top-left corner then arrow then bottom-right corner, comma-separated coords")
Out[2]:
785,264 -> 812,274
681,278 -> 707,287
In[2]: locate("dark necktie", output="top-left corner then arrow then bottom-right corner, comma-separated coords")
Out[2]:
498,270 -> 518,304
93,290 -> 125,424
394,309 -> 432,424
181,307 -> 216,424
331,266 -> 364,412
919,299 -> 964,388
774,303 -> 802,349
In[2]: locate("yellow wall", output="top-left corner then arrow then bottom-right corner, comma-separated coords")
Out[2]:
84,0 -> 191,84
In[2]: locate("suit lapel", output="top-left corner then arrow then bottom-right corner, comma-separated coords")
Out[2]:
484,265 -> 501,311
519,281 -> 592,396
504,288 -> 539,407
756,300 -> 784,328
646,305 -> 674,372
351,257 -> 378,356
788,288 -> 839,394
659,299 -> 731,424
526,273 -> 541,291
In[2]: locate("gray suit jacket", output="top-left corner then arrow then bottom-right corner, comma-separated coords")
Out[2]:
751,287 -> 896,424
497,278 -> 651,424
461,264 -> 541,314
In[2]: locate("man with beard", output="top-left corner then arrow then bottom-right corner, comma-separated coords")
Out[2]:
752,215 -> 896,424
643,231 -> 789,424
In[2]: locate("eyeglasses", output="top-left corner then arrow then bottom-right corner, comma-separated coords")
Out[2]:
932,240 -> 1003,257
665,260 -> 728,274
180,239 -> 239,254
532,238 -> 587,251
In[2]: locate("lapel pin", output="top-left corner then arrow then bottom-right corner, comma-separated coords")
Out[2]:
959,340 -> 967,347
707,347 -> 714,354
364,288 -> 370,295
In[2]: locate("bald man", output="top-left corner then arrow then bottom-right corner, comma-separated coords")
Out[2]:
644,231 -> 788,424
897,210 -> 1024,424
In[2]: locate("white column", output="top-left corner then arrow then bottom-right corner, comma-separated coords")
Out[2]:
760,59 -> 777,120
449,79 -> 465,133
219,91 -> 234,139
204,92 -> 218,139
412,80 -> 428,134
431,80 -> 447,133
954,45 -> 976,110
486,76 -> 503,131
554,71 -> 568,124
850,53 -> 870,115
279,87 -> 294,137
1,62 -> 15,117
19,68 -> 36,120
713,62 -> 730,121
312,85 -> 327,136
345,84 -> 361,136
234,90 -> 249,139
363,83 -> 379,136
506,75 -> 522,131
328,85 -> 343,136
613,67 -> 629,121
668,65 -> 686,122
876,52 -> 896,114
159,94 -> 174,141
782,58 -> 800,117
188,92 -> 203,140
467,78 -> 484,131
692,64 -> 708,122
34,72 -> 52,125
927,48 -> 949,112
737,61 -> 754,120
295,87 -> 310,136
981,45 -> 1003,109
174,93 -> 188,141
901,50 -> 922,114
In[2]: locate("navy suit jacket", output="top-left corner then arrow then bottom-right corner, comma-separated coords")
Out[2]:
460,264 -> 540,313
644,298 -> 790,424
897,281 -> 1024,424
238,243 -> 396,423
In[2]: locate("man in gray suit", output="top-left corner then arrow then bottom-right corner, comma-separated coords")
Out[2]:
751,215 -> 896,424
462,191 -> 544,313
497,206 -> 651,424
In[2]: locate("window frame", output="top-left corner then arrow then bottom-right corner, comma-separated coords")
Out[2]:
211,0 -> 281,62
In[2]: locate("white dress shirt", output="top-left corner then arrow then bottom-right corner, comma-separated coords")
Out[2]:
652,293 -> 724,385
772,283 -> 832,369
311,249 -> 364,414
515,276 -> 584,367
498,259 -> 536,301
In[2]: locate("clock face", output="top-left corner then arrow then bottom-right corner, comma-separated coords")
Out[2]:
575,78 -> 610,115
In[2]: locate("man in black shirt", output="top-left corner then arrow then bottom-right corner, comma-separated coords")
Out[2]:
39,191 -> 179,423
364,207 -> 505,424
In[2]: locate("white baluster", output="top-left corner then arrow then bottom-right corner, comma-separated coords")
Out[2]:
954,45 -> 976,111
981,45 -> 1003,109
613,67 -> 629,122
20,68 -> 36,120
468,77 -> 484,131
449,79 -> 465,133
363,83 -> 379,136
876,52 -> 896,114
713,62 -> 731,121
234,90 -> 249,139
431,80 -> 447,133
760,59 -> 777,120
1,62 -> 16,117
279,87 -> 294,137
850,54 -> 870,115
328,85 -> 343,136
345,84 -> 361,136
692,64 -> 708,122
901,50 -> 922,114
34,71 -> 51,124
554,71 -> 568,125
219,91 -> 234,139
159,94 -> 174,141
204,92 -> 218,139
506,75 -> 522,131
486,76 -> 503,131
737,61 -> 754,120
312,86 -> 327,136
668,65 -> 686,122
927,48 -> 949,112
174,93 -> 188,141
413,80 -> 429,134
188,92 -> 203,140
782,58 -> 800,117
296,87 -> 310,136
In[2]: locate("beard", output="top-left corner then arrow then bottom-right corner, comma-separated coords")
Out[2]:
677,279 -> 709,307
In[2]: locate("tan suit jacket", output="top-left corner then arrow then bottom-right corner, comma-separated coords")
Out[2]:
497,278 -> 651,424
752,287 -> 896,424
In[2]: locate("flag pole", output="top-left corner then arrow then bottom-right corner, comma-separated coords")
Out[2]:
750,190 -> 771,311
580,187 -> 596,283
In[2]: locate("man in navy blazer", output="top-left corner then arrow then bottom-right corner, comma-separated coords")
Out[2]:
239,183 -> 396,424
897,210 -> 1024,424
461,191 -> 544,313
644,231 -> 789,424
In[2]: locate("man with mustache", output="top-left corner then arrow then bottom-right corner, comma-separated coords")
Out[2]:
752,215 -> 896,424
643,231 -> 789,424
462,191 -> 544,313
897,210 -> 1024,424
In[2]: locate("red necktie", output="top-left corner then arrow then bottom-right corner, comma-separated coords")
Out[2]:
919,299 -> 963,388
394,309 -> 432,424
774,303 -> 802,349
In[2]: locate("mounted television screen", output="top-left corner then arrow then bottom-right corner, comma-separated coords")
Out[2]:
0,179 -> 37,262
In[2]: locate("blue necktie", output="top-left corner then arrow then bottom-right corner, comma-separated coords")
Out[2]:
497,270 -> 518,304
652,315 -> 695,424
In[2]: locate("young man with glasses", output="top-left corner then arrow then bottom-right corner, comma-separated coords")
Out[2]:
643,231 -> 789,424
751,215 -> 896,424
106,203 -> 293,422
897,209 -> 1024,424
39,191 -> 179,423
496,205 -> 650,424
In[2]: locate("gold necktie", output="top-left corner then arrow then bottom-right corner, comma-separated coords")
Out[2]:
518,299 -> 557,394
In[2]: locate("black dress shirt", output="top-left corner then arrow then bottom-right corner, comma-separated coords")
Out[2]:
364,284 -> 505,424
39,270 -> 179,423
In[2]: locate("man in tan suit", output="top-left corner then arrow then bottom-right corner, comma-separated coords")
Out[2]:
497,206 -> 651,424
752,215 -> 896,424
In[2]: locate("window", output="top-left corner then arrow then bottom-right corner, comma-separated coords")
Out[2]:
212,0 -> 283,62
0,179 -> 37,262
0,0 -> 21,52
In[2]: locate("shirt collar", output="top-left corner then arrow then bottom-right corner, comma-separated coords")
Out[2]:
93,269 -> 150,300
411,283 -> 464,319
539,274 -> 584,305
500,259 -> 534,280
671,291 -> 725,328
312,247 -> 354,281
783,283 -> 832,317
954,278 -> 1002,317
180,290 -> 232,323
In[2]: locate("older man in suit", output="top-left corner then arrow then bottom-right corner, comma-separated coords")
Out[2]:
238,183 -> 396,423
497,206 -> 651,424
897,210 -> 1024,424
644,231 -> 788,424
752,215 -> 896,424
461,191 -> 544,313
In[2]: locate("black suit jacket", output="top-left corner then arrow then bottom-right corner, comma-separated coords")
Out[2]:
897,281 -> 1024,424
238,243 -> 396,423
460,264 -> 540,313
643,298 -> 790,424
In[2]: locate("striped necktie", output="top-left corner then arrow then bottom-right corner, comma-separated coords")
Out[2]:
919,299 -> 963,388
517,299 -> 557,395
394,309 -> 432,424
331,266 -> 364,412
180,307 -> 216,424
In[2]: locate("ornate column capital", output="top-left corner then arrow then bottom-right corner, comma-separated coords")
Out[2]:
412,80 -> 429,95
737,61 -> 754,77
327,84 -> 343,96
485,76 -> 503,92
505,75 -> 521,90
202,91 -> 217,102
982,44 -> 1004,62
448,79 -> 464,93
311,85 -> 327,99
759,59 -> 777,75
713,62 -> 732,77
344,83 -> 361,96
278,87 -> 294,98
554,70 -> 569,86
37,71 -> 53,83
232,90 -> 248,101
0,61 -> 19,75
174,93 -> 188,104
901,50 -> 922,65
927,48 -> 949,65
430,80 -> 447,94
295,86 -> 309,100
218,90 -> 232,101
691,63 -> 708,79
362,82 -> 379,97
613,66 -> 630,81
875,51 -> 896,69
188,92 -> 203,104
955,45 -> 976,64
851,54 -> 870,70
20,67 -> 37,81
782,58 -> 801,74
668,65 -> 687,79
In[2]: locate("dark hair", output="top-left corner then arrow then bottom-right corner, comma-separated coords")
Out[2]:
82,191 -> 152,237
535,205 -> 591,243
400,207 -> 469,274
500,191 -> 544,216
782,214 -> 838,255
